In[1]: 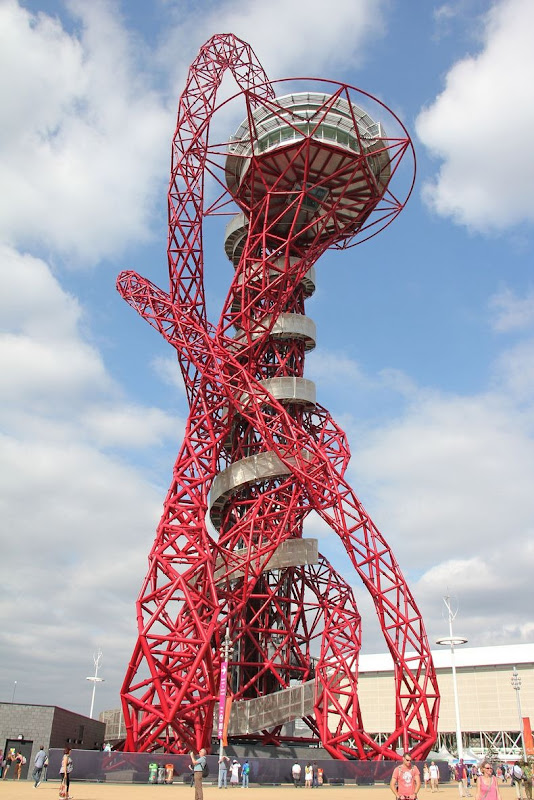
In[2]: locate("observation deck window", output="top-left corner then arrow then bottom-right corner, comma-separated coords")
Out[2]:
256,121 -> 363,155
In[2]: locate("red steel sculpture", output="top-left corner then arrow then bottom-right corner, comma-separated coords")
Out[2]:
117,33 -> 439,759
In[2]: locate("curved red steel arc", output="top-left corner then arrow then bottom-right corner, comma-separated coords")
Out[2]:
118,33 -> 439,758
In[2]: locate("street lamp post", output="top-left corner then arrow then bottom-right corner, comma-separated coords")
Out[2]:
218,628 -> 233,764
86,649 -> 105,719
511,667 -> 527,760
436,595 -> 467,760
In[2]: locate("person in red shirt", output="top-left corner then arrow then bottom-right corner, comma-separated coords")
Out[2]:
391,753 -> 422,800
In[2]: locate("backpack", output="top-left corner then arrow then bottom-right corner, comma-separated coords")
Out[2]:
202,763 -> 209,778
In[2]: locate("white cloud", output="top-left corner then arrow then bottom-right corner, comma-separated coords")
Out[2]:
0,241 -> 178,711
0,246 -> 113,413
434,4 -> 458,25
0,431 -> 160,710
489,287 -> 534,332
0,244 -> 180,440
0,244 -> 81,338
160,0 -> 387,84
345,373 -> 534,649
0,333 -> 111,408
355,392 -> 534,550
151,353 -> 186,393
308,350 -> 368,384
281,318 -> 533,652
0,0 -> 171,263
84,404 -> 182,448
308,350 -> 418,398
492,338 -> 534,402
413,542 -> 534,646
416,0 -> 534,231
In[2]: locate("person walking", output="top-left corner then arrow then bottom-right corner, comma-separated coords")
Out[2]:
423,764 -> 430,791
190,749 -> 207,800
429,762 -> 439,793
292,761 -> 302,788
476,761 -> 502,800
33,746 -> 47,788
218,754 -> 230,789
390,752 -> 421,800
456,761 -> 471,797
467,765 -> 474,793
512,763 -> 525,800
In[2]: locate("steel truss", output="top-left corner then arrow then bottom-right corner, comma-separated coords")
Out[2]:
117,33 -> 439,759
438,730 -> 526,760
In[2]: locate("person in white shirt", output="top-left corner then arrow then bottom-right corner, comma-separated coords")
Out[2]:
429,762 -> 439,793
512,763 -> 525,800
229,759 -> 240,787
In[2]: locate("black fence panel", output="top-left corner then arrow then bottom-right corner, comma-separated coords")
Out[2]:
48,749 -> 449,786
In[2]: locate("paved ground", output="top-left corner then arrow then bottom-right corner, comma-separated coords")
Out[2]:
0,781 -> 518,800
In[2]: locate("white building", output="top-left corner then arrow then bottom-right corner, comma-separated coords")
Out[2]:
357,643 -> 534,759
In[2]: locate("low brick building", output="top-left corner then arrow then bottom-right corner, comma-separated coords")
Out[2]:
0,702 -> 105,780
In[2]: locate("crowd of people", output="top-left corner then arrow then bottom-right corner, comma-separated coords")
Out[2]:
390,755 -> 533,800
216,755 -> 250,788
0,744 -> 74,795
215,756 -> 324,789
0,745 -> 50,785
1,741 -> 532,799
0,749 -> 26,780
449,759 -> 533,800
212,750 -> 533,797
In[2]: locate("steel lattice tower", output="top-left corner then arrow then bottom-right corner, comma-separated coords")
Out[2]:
117,33 -> 439,760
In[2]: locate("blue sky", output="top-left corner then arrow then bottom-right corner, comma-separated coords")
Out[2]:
1,0 -> 533,720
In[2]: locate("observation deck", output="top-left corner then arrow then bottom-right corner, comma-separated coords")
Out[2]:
224,92 -> 391,249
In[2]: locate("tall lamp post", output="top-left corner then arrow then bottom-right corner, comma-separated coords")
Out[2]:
436,595 -> 467,760
511,667 -> 527,760
218,629 -> 233,763
86,649 -> 105,719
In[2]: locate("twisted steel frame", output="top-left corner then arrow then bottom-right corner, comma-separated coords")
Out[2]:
117,33 -> 439,759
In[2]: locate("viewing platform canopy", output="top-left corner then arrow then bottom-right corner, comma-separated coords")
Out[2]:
225,91 -> 391,195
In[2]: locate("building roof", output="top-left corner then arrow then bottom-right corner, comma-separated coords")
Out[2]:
358,642 -> 534,673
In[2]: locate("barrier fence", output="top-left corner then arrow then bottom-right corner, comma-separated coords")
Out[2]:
47,750 -> 449,785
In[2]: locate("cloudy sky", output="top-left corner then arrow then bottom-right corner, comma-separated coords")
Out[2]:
1,0 -> 533,720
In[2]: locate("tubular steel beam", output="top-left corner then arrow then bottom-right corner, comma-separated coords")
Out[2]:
117,33 -> 439,760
